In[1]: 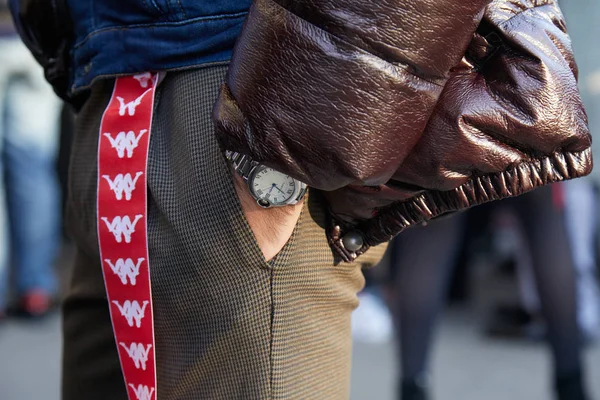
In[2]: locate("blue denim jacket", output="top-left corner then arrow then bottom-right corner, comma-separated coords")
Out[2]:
67,0 -> 250,93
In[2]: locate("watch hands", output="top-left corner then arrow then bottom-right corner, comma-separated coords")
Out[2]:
268,183 -> 286,195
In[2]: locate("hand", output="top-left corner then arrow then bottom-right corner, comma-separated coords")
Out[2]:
232,172 -> 304,261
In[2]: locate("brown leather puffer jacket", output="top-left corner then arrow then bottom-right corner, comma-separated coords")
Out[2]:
214,0 -> 593,261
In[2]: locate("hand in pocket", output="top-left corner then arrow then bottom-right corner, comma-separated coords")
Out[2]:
232,173 -> 304,262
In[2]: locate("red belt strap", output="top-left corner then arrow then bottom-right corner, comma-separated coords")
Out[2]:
97,73 -> 159,400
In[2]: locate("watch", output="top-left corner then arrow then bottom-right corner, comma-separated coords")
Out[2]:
225,151 -> 308,208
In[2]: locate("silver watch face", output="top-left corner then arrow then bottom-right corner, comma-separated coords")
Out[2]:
249,166 -> 298,207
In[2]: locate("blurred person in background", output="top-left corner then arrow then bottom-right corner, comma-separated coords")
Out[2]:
564,180 -> 600,341
387,186 -> 591,400
507,183 -> 600,342
387,214 -> 465,400
559,0 -> 600,343
0,0 -> 61,319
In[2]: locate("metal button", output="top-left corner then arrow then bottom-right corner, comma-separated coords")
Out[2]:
342,231 -> 364,252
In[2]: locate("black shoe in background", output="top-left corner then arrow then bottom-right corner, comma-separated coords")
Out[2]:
399,378 -> 429,400
555,369 -> 589,400
484,305 -> 547,341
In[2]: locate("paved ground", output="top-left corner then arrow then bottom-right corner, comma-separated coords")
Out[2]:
1,308 -> 599,400
350,310 -> 600,400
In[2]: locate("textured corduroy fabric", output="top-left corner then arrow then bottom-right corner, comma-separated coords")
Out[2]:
62,65 -> 386,400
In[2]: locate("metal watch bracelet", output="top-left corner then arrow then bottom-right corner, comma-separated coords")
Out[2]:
225,150 -> 259,183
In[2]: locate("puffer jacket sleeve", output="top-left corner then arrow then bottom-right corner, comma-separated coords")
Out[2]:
213,0 -> 492,190
326,0 -> 593,261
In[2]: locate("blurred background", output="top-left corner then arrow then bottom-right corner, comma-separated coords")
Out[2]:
1,0 -> 600,399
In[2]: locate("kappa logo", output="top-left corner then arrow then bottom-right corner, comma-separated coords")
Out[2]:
117,90 -> 150,116
112,300 -> 149,328
102,172 -> 143,201
103,130 -> 147,159
128,384 -> 155,400
119,342 -> 152,370
101,215 -> 143,243
133,72 -> 154,88
104,258 -> 144,285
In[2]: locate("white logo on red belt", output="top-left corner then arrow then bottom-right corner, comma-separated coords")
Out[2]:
99,74 -> 158,400
112,300 -> 149,328
119,342 -> 153,370
104,258 -> 144,285
102,172 -> 144,201
117,91 -> 150,116
133,72 -> 154,89
101,215 -> 143,243
103,130 -> 147,159
129,384 -> 155,400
